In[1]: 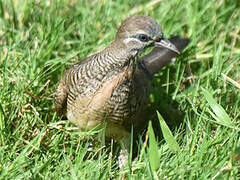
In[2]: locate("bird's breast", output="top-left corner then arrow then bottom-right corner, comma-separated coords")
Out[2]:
66,60 -> 150,137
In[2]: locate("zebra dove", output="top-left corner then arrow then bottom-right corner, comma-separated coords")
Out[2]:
55,15 -> 189,142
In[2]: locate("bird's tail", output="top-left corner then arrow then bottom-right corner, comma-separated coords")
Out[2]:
140,36 -> 190,76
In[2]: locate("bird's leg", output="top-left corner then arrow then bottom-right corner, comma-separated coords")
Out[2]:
118,136 -> 131,169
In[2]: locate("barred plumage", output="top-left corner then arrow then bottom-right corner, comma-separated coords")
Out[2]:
55,15 -> 189,140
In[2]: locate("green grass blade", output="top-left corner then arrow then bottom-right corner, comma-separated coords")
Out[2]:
148,121 -> 160,172
221,73 -> 240,90
157,111 -> 180,153
202,88 -> 233,127
0,0 -> 239,178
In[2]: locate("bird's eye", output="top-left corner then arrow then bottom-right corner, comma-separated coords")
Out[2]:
136,34 -> 149,42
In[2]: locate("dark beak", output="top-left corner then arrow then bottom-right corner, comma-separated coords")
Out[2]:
154,38 -> 180,54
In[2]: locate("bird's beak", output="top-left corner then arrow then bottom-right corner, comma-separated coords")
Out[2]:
154,38 -> 180,54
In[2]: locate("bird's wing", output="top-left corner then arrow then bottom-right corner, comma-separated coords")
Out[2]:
87,69 -> 130,111
54,78 -> 68,116
54,53 -> 96,115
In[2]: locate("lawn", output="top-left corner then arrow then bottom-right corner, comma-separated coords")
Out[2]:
0,0 -> 239,179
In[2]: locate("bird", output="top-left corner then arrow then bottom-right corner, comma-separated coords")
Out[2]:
54,15 -> 189,162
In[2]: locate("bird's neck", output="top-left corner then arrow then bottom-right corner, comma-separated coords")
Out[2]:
97,40 -> 137,70
79,41 -> 139,84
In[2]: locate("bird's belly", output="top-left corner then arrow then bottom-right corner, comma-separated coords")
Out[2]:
67,82 -> 142,131
67,106 -> 131,139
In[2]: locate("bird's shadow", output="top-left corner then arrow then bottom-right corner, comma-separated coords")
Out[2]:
132,90 -> 185,158
132,48 -> 194,158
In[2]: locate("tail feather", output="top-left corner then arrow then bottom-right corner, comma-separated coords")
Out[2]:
140,36 -> 190,76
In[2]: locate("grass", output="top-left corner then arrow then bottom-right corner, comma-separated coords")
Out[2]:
0,0 -> 240,179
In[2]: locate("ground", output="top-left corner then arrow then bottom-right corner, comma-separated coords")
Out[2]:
0,0 -> 239,179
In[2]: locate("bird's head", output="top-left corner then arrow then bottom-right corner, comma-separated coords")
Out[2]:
115,15 -> 179,57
